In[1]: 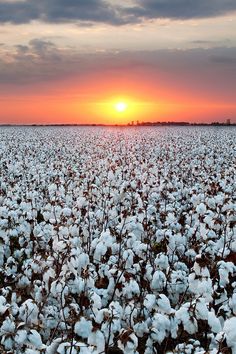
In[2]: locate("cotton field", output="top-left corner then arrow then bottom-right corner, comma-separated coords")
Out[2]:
0,126 -> 235,354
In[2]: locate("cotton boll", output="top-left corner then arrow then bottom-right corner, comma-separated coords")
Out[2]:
223,317 -> 236,353
94,242 -> 107,262
56,342 -> 77,354
157,294 -> 172,314
52,239 -> 67,253
188,272 -> 213,301
28,329 -> 45,349
229,293 -> 236,315
19,299 -> 39,325
175,306 -> 198,335
88,330 -> 105,352
151,270 -> 166,291
0,295 -> 9,315
133,321 -> 149,337
45,338 -> 63,354
144,294 -> 156,311
15,329 -> 28,345
0,316 -> 15,336
62,207 -> 72,217
218,261 -> 234,287
151,313 -> 170,344
196,203 -> 207,215
169,314 -> 179,339
74,317 -> 92,338
25,350 -> 41,354
90,292 -> 102,312
123,249 -> 134,268
123,279 -> 140,299
154,253 -> 169,270
77,253 -> 90,273
208,310 -> 222,333
195,298 -> 208,320
118,330 -> 138,354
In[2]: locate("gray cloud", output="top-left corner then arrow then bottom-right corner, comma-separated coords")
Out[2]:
0,0 -> 236,24
0,0 -> 127,25
126,0 -> 236,20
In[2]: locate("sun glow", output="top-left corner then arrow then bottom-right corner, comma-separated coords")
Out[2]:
114,101 -> 128,113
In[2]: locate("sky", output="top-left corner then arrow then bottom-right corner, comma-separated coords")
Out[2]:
0,0 -> 236,124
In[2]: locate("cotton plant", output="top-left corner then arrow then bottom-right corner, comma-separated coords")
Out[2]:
0,126 -> 235,353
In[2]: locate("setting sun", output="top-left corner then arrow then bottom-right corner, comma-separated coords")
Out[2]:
115,101 -> 128,113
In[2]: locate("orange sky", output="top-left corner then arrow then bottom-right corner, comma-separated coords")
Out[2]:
1,70 -> 235,125
0,1 -> 236,124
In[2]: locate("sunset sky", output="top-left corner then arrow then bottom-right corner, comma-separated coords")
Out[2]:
0,0 -> 236,124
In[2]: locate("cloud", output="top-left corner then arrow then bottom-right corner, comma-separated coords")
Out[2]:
126,0 -> 236,20
0,0 -> 127,25
0,0 -> 236,25
0,40 -> 236,106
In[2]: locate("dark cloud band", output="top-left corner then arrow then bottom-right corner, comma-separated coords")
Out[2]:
0,0 -> 236,24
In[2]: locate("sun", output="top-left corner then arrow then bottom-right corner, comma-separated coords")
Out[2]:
114,101 -> 128,113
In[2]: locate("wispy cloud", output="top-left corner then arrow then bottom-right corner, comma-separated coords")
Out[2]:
0,41 -> 235,105
0,0 -> 236,25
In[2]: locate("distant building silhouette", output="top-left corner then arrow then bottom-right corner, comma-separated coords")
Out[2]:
226,118 -> 231,125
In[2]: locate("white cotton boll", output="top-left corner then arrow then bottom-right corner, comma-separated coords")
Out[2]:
218,261 -> 234,287
18,275 -> 31,288
100,231 -> 113,247
133,321 -> 149,337
176,306 -> 198,334
77,253 -> 89,272
208,310 -> 222,333
2,336 -> 14,351
207,197 -> 216,209
0,295 -> 9,314
157,294 -> 172,314
59,226 -> 69,239
19,299 -> 39,325
229,293 -> 236,315
76,197 -> 87,208
215,194 -> 224,205
0,206 -> 8,218
123,249 -> 134,268
56,342 -> 78,354
123,279 -> 140,299
193,261 -> 210,277
223,317 -> 236,353
154,254 -> 169,270
25,350 -> 40,354
43,268 -> 56,291
28,330 -> 44,349
0,317 -> 15,336
62,207 -> 72,217
88,330 -> 105,352
95,309 -> 109,324
195,298 -> 208,320
151,313 -> 170,344
151,270 -> 166,291
166,212 -> 176,225
196,203 -> 207,215
90,292 -> 102,311
94,242 -> 107,262
74,317 -> 92,338
15,330 -> 28,345
118,331 -> 138,354
188,273 -> 213,301
208,230 -> 217,239
52,239 -> 67,252
169,315 -> 179,339
144,294 -> 156,311
45,338 -> 63,354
